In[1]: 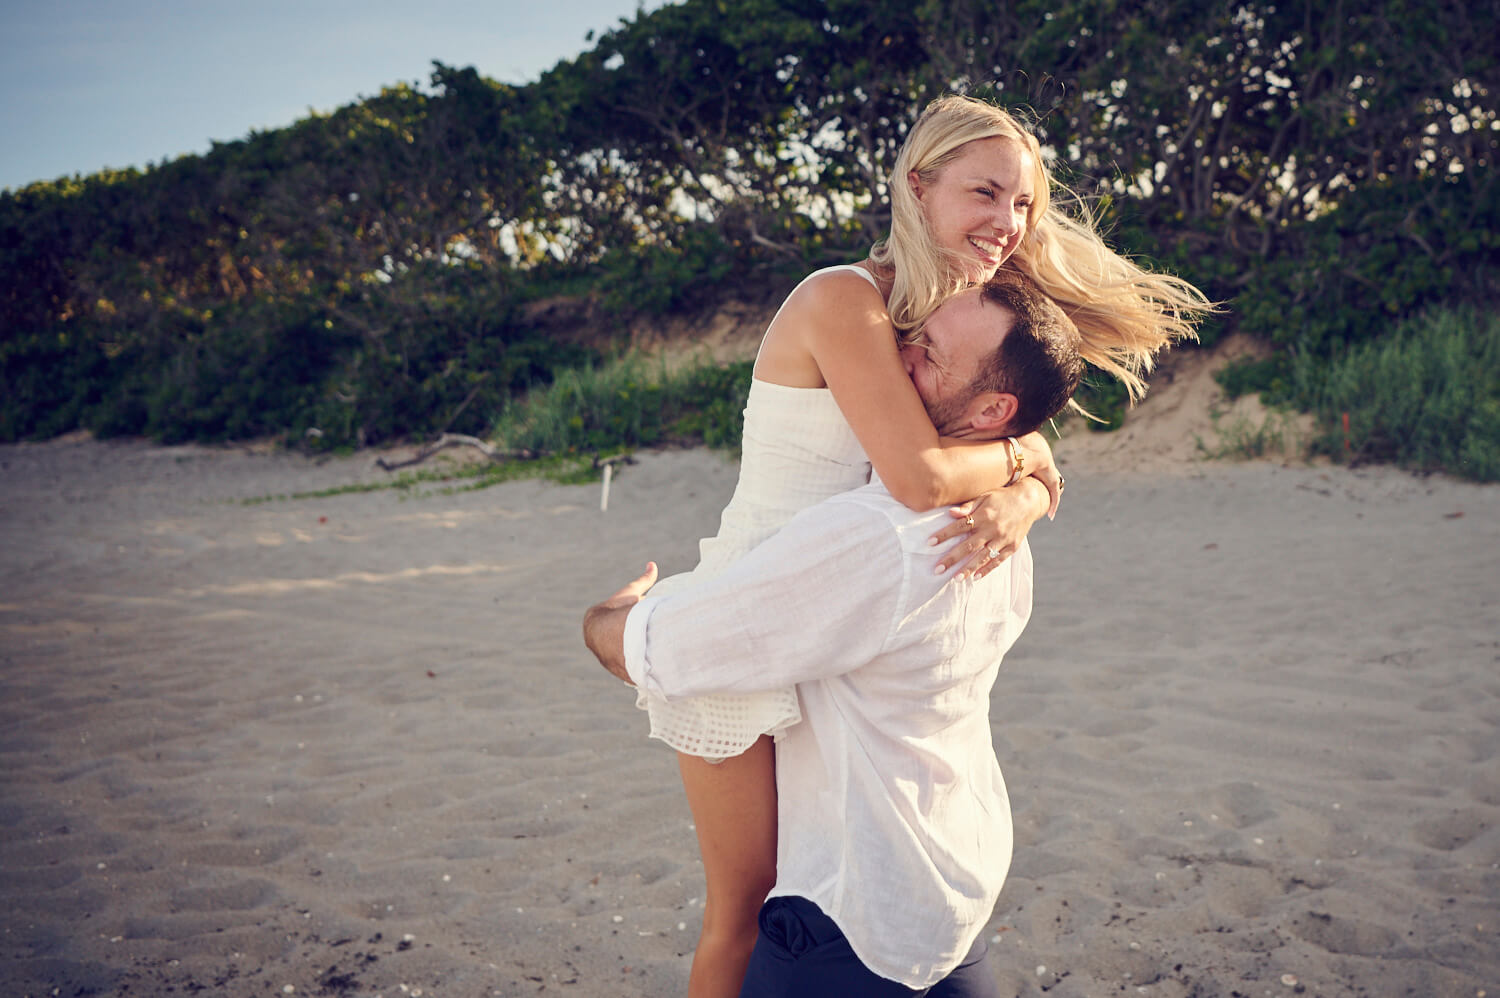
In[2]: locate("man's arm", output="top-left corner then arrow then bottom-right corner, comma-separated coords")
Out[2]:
582,562 -> 658,683
630,500 -> 903,698
584,497 -> 909,700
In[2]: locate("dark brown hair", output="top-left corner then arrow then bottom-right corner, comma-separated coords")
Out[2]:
971,270 -> 1084,436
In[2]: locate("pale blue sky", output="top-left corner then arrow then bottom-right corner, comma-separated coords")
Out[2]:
0,0 -> 666,191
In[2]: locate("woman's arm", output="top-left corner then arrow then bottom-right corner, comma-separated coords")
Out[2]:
757,271 -> 1059,578
765,271 -> 1053,510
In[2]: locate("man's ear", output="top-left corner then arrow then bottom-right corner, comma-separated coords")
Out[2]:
967,392 -> 1019,436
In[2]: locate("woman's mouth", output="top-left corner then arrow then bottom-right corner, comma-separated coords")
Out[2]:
967,236 -> 1006,264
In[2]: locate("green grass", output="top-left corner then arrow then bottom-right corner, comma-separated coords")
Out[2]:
1292,306 -> 1500,480
237,452 -> 601,504
491,351 -> 753,458
232,305 -> 1500,506
1194,406 -> 1304,461
237,351 -> 754,503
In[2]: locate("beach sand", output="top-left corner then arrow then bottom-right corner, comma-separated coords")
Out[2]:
1,425 -> 1496,997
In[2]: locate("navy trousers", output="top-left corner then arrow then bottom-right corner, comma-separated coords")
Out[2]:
737,896 -> 1001,997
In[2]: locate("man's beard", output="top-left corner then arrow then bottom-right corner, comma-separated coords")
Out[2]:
923,387 -> 975,436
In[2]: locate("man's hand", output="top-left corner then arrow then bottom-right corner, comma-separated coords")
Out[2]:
582,562 -> 659,684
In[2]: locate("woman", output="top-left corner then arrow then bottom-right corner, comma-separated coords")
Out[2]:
635,94 -> 1210,997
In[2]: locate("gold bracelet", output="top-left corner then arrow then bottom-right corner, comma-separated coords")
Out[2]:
1005,436 -> 1024,487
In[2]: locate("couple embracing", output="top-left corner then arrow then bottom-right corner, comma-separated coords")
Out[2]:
584,95 -> 1210,997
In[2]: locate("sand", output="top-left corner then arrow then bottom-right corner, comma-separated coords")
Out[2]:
1,426 -> 1496,997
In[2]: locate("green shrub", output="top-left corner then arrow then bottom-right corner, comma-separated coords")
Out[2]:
0,259 -> 602,449
1236,176 -> 1499,361
594,227 -> 742,319
1072,374 -> 1130,432
493,352 -> 753,457
1214,353 -> 1293,403
1293,306 -> 1500,480
0,327 -> 111,440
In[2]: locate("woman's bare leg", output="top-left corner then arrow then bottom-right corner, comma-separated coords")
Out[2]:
677,735 -> 778,998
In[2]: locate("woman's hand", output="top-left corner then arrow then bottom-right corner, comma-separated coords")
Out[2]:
1013,432 -> 1063,520
929,478 -> 1052,580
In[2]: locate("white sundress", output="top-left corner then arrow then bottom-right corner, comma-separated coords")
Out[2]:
636,265 -> 877,759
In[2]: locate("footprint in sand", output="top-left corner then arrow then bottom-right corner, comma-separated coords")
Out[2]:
1409,808 -> 1492,852
168,877 -> 280,912
1289,908 -> 1399,957
1206,781 -> 1277,830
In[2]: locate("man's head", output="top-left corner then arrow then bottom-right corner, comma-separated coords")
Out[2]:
900,271 -> 1083,439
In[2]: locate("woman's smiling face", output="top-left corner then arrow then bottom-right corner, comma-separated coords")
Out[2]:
909,136 -> 1036,284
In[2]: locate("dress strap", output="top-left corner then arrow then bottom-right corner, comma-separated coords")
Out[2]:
810,264 -> 880,291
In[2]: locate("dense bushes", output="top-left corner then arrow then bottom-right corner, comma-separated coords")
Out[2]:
491,353 -> 754,457
1233,177 -> 1500,361
1,0 -> 1495,478
1207,173 -> 1500,478
0,265 -> 598,450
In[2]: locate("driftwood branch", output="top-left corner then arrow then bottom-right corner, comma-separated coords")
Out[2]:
375,433 -> 541,471
376,438 -> 642,476
593,453 -> 637,471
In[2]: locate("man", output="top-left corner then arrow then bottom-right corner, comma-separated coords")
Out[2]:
584,274 -> 1082,996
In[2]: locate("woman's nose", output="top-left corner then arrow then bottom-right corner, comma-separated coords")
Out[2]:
993,203 -> 1020,236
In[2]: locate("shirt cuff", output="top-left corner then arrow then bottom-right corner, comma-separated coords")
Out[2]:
621,594 -> 663,691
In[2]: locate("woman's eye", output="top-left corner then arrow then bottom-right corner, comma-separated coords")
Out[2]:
976,187 -> 994,198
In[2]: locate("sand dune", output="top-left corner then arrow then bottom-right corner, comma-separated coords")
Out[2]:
1,434 -> 1496,997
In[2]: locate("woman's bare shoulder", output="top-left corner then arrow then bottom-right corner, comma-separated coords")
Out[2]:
757,265 -> 892,385
779,264 -> 890,328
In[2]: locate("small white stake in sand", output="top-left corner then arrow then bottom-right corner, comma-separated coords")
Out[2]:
601,463 -> 613,512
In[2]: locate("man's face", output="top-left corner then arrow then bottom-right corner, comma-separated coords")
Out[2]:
900,289 -> 1013,433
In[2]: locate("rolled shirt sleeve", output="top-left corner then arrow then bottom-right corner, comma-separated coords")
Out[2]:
623,497 -> 906,700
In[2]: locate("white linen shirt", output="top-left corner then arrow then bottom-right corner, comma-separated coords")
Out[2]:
623,482 -> 1032,989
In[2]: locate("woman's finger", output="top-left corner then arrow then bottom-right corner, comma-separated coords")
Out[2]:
928,503 -> 980,547
953,535 -> 1018,580
1033,466 -> 1063,519
935,533 -> 989,576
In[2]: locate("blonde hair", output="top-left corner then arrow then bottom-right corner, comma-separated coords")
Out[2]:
870,94 -> 1214,402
